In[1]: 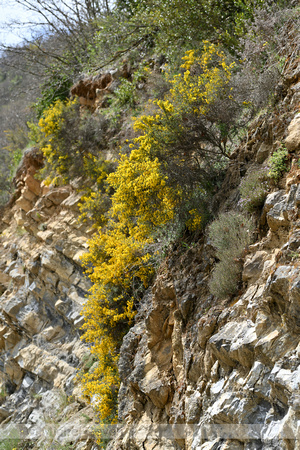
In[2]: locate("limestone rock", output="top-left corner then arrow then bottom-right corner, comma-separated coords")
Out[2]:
45,187 -> 71,205
256,143 -> 271,163
139,365 -> 170,408
14,208 -> 27,226
24,174 -> 41,196
285,112 -> 300,151
209,320 -> 257,368
15,196 -> 33,213
242,251 -> 268,282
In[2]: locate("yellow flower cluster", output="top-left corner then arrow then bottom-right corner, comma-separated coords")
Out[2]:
171,41 -> 235,115
81,155 -> 177,426
34,98 -> 78,184
38,98 -> 66,137
79,334 -> 119,424
78,156 -> 111,226
186,209 -> 202,231
80,42 -> 235,430
108,154 -> 177,238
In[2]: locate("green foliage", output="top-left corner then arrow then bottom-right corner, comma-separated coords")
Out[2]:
79,189 -> 112,228
0,386 -> 6,399
0,148 -> 12,205
34,67 -> 73,118
80,0 -> 294,119
0,441 -> 18,450
81,353 -> 98,372
111,65 -> 149,110
114,78 -> 137,107
10,149 -> 23,175
239,166 -> 269,212
88,0 -> 282,73
4,126 -> 29,157
209,211 -> 254,298
268,146 -> 289,181
149,0 -> 266,54
2,125 -> 30,198
115,0 -> 146,15
209,259 -> 244,300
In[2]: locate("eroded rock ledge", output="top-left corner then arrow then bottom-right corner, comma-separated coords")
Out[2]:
0,21 -> 299,450
0,151 -> 97,449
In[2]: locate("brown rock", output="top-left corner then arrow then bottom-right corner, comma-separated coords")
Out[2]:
45,187 -> 71,205
22,187 -> 37,203
24,174 -> 41,196
71,72 -> 113,100
4,329 -> 21,351
14,208 -> 27,226
285,113 -> 300,152
242,251 -> 268,283
15,196 -> 33,213
21,311 -> 44,334
4,358 -> 23,385
256,143 -> 271,163
139,366 -> 170,408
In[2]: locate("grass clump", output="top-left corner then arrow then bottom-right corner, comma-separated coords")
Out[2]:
239,166 -> 269,212
208,211 -> 254,298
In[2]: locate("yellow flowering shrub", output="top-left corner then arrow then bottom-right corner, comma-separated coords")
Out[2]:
79,334 -> 120,424
80,43 -> 245,432
78,155 -> 113,227
31,98 -> 111,188
171,43 -> 234,114
37,98 -> 76,184
80,155 -> 178,425
132,42 -> 236,167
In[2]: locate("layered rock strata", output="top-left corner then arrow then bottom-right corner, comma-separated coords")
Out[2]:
108,32 -> 300,450
0,153 -> 97,449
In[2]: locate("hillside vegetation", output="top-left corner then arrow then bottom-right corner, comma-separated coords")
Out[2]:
0,0 -> 298,440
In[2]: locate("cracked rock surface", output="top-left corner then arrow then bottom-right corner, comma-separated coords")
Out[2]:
108,39 -> 300,450
0,158 -> 98,449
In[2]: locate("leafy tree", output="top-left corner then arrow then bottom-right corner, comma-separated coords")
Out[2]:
90,0 -> 283,72
0,1 -> 112,115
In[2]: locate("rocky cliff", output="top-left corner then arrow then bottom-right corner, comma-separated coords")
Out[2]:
106,30 -> 300,450
0,148 -> 99,448
0,19 -> 299,450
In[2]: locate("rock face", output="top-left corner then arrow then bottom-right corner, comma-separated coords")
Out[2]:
70,63 -> 131,110
0,150 -> 98,449
107,38 -> 300,450
1,19 -> 300,450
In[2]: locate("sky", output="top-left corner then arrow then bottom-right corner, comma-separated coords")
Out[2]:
0,2 -> 38,46
0,1 -> 115,47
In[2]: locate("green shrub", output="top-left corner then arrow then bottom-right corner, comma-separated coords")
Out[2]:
239,166 -> 269,212
34,67 -> 73,118
268,146 -> 289,181
0,429 -> 20,450
208,211 -> 254,298
114,78 -> 136,107
112,65 -> 149,109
